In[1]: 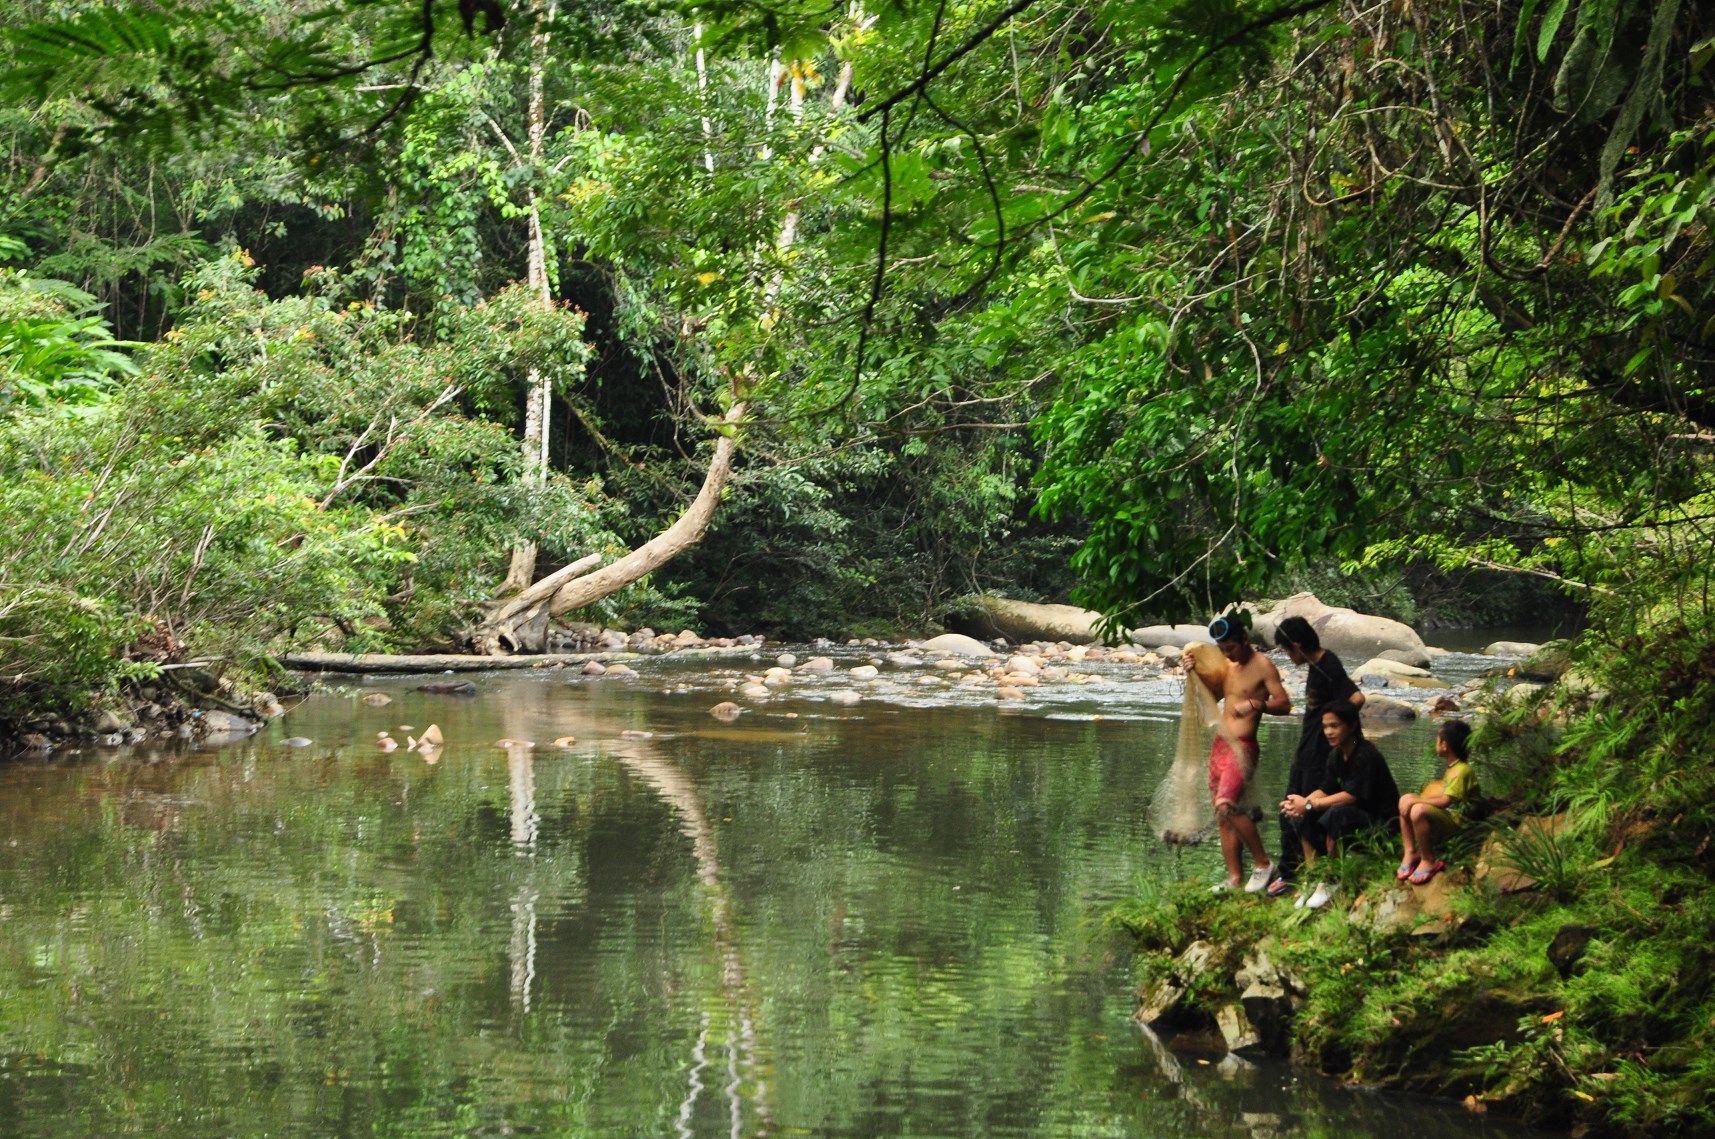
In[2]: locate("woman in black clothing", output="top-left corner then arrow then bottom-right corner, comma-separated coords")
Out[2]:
1268,616 -> 1364,897
1282,699 -> 1400,909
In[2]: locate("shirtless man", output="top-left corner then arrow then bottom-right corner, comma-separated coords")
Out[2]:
1183,613 -> 1292,892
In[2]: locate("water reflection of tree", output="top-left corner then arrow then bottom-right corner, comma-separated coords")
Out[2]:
608,737 -> 774,1137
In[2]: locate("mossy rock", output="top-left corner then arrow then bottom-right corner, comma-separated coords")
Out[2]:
1516,640 -> 1573,682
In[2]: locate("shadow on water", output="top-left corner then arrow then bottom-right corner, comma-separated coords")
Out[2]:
0,651 -> 1543,1138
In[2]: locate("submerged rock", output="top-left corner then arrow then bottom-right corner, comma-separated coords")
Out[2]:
418,680 -> 477,696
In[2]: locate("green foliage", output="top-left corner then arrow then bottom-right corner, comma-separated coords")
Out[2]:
0,270 -> 137,413
0,253 -> 614,716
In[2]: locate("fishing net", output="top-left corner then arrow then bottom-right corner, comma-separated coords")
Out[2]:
1151,665 -> 1221,845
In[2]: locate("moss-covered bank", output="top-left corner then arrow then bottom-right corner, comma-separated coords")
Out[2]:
1113,628 -> 1715,1137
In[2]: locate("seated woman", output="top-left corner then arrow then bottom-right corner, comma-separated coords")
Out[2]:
1268,615 -> 1363,898
1395,719 -> 1479,885
1280,700 -> 1400,910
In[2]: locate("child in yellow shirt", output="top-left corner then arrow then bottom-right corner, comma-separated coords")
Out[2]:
1395,720 -> 1477,885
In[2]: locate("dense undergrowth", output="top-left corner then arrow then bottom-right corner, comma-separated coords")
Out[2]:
1113,621 -> 1715,1136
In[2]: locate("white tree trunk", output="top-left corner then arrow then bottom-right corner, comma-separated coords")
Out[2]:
502,2 -> 558,595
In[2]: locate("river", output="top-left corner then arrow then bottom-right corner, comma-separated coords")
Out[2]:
0,646 -> 1541,1137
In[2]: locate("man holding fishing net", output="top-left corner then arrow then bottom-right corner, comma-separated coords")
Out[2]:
1175,613 -> 1292,892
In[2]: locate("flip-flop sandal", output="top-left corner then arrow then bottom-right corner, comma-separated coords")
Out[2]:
1266,877 -> 1294,898
1395,861 -> 1419,881
1409,860 -> 1446,885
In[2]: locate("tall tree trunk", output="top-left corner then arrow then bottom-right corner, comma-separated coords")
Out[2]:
477,10 -> 864,653
501,2 -> 558,595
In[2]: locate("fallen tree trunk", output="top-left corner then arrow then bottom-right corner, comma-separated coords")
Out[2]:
471,403 -> 746,654
286,646 -> 757,673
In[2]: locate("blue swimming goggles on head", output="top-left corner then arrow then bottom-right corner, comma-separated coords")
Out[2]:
1208,615 -> 1246,642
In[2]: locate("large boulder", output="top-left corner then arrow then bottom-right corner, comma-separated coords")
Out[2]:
1482,640 -> 1541,657
1359,694 -> 1418,724
915,632 -> 997,658
947,596 -> 1105,645
1251,593 -> 1428,664
1128,623 -> 1215,650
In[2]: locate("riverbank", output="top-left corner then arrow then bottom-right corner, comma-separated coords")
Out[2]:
1114,630 -> 1715,1137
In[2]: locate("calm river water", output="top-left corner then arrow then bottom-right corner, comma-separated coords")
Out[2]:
0,648 -> 1540,1138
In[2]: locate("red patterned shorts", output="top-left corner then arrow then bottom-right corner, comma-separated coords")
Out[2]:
1208,735 -> 1260,806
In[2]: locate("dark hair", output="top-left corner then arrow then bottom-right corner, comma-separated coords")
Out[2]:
1272,615 -> 1321,653
1438,719 -> 1473,761
1319,699 -> 1362,731
1208,611 -> 1249,643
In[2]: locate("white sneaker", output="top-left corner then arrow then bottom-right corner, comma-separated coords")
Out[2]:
1306,882 -> 1338,910
1244,864 -> 1277,894
1294,883 -> 1320,910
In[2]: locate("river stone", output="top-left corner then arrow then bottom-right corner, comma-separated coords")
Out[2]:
764,667 -> 792,685
776,652 -> 797,667
1239,981 -> 1294,1054
1128,623 -> 1214,649
739,683 -> 770,699
1134,976 -> 1191,1030
886,652 -> 923,667
672,629 -> 706,647
201,711 -> 260,737
916,632 -> 997,657
709,701 -> 743,720
1482,640 -> 1541,656
1359,694 -> 1417,723
1355,657 -> 1431,678
946,595 -> 1105,644
800,657 -> 836,672
1250,593 -> 1428,664
1517,641 -> 1573,681
1176,939 -> 1231,980
998,686 -> 1025,700
1376,646 -> 1433,668
603,663 -> 636,677
932,658 -> 964,671
582,661 -> 607,676
1217,1003 -> 1263,1054
827,690 -> 862,705
1004,654 -> 1042,675
93,709 -> 127,734
850,664 -> 880,680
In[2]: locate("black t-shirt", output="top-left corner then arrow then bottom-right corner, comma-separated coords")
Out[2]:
1295,650 -> 1359,770
1318,739 -> 1400,819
